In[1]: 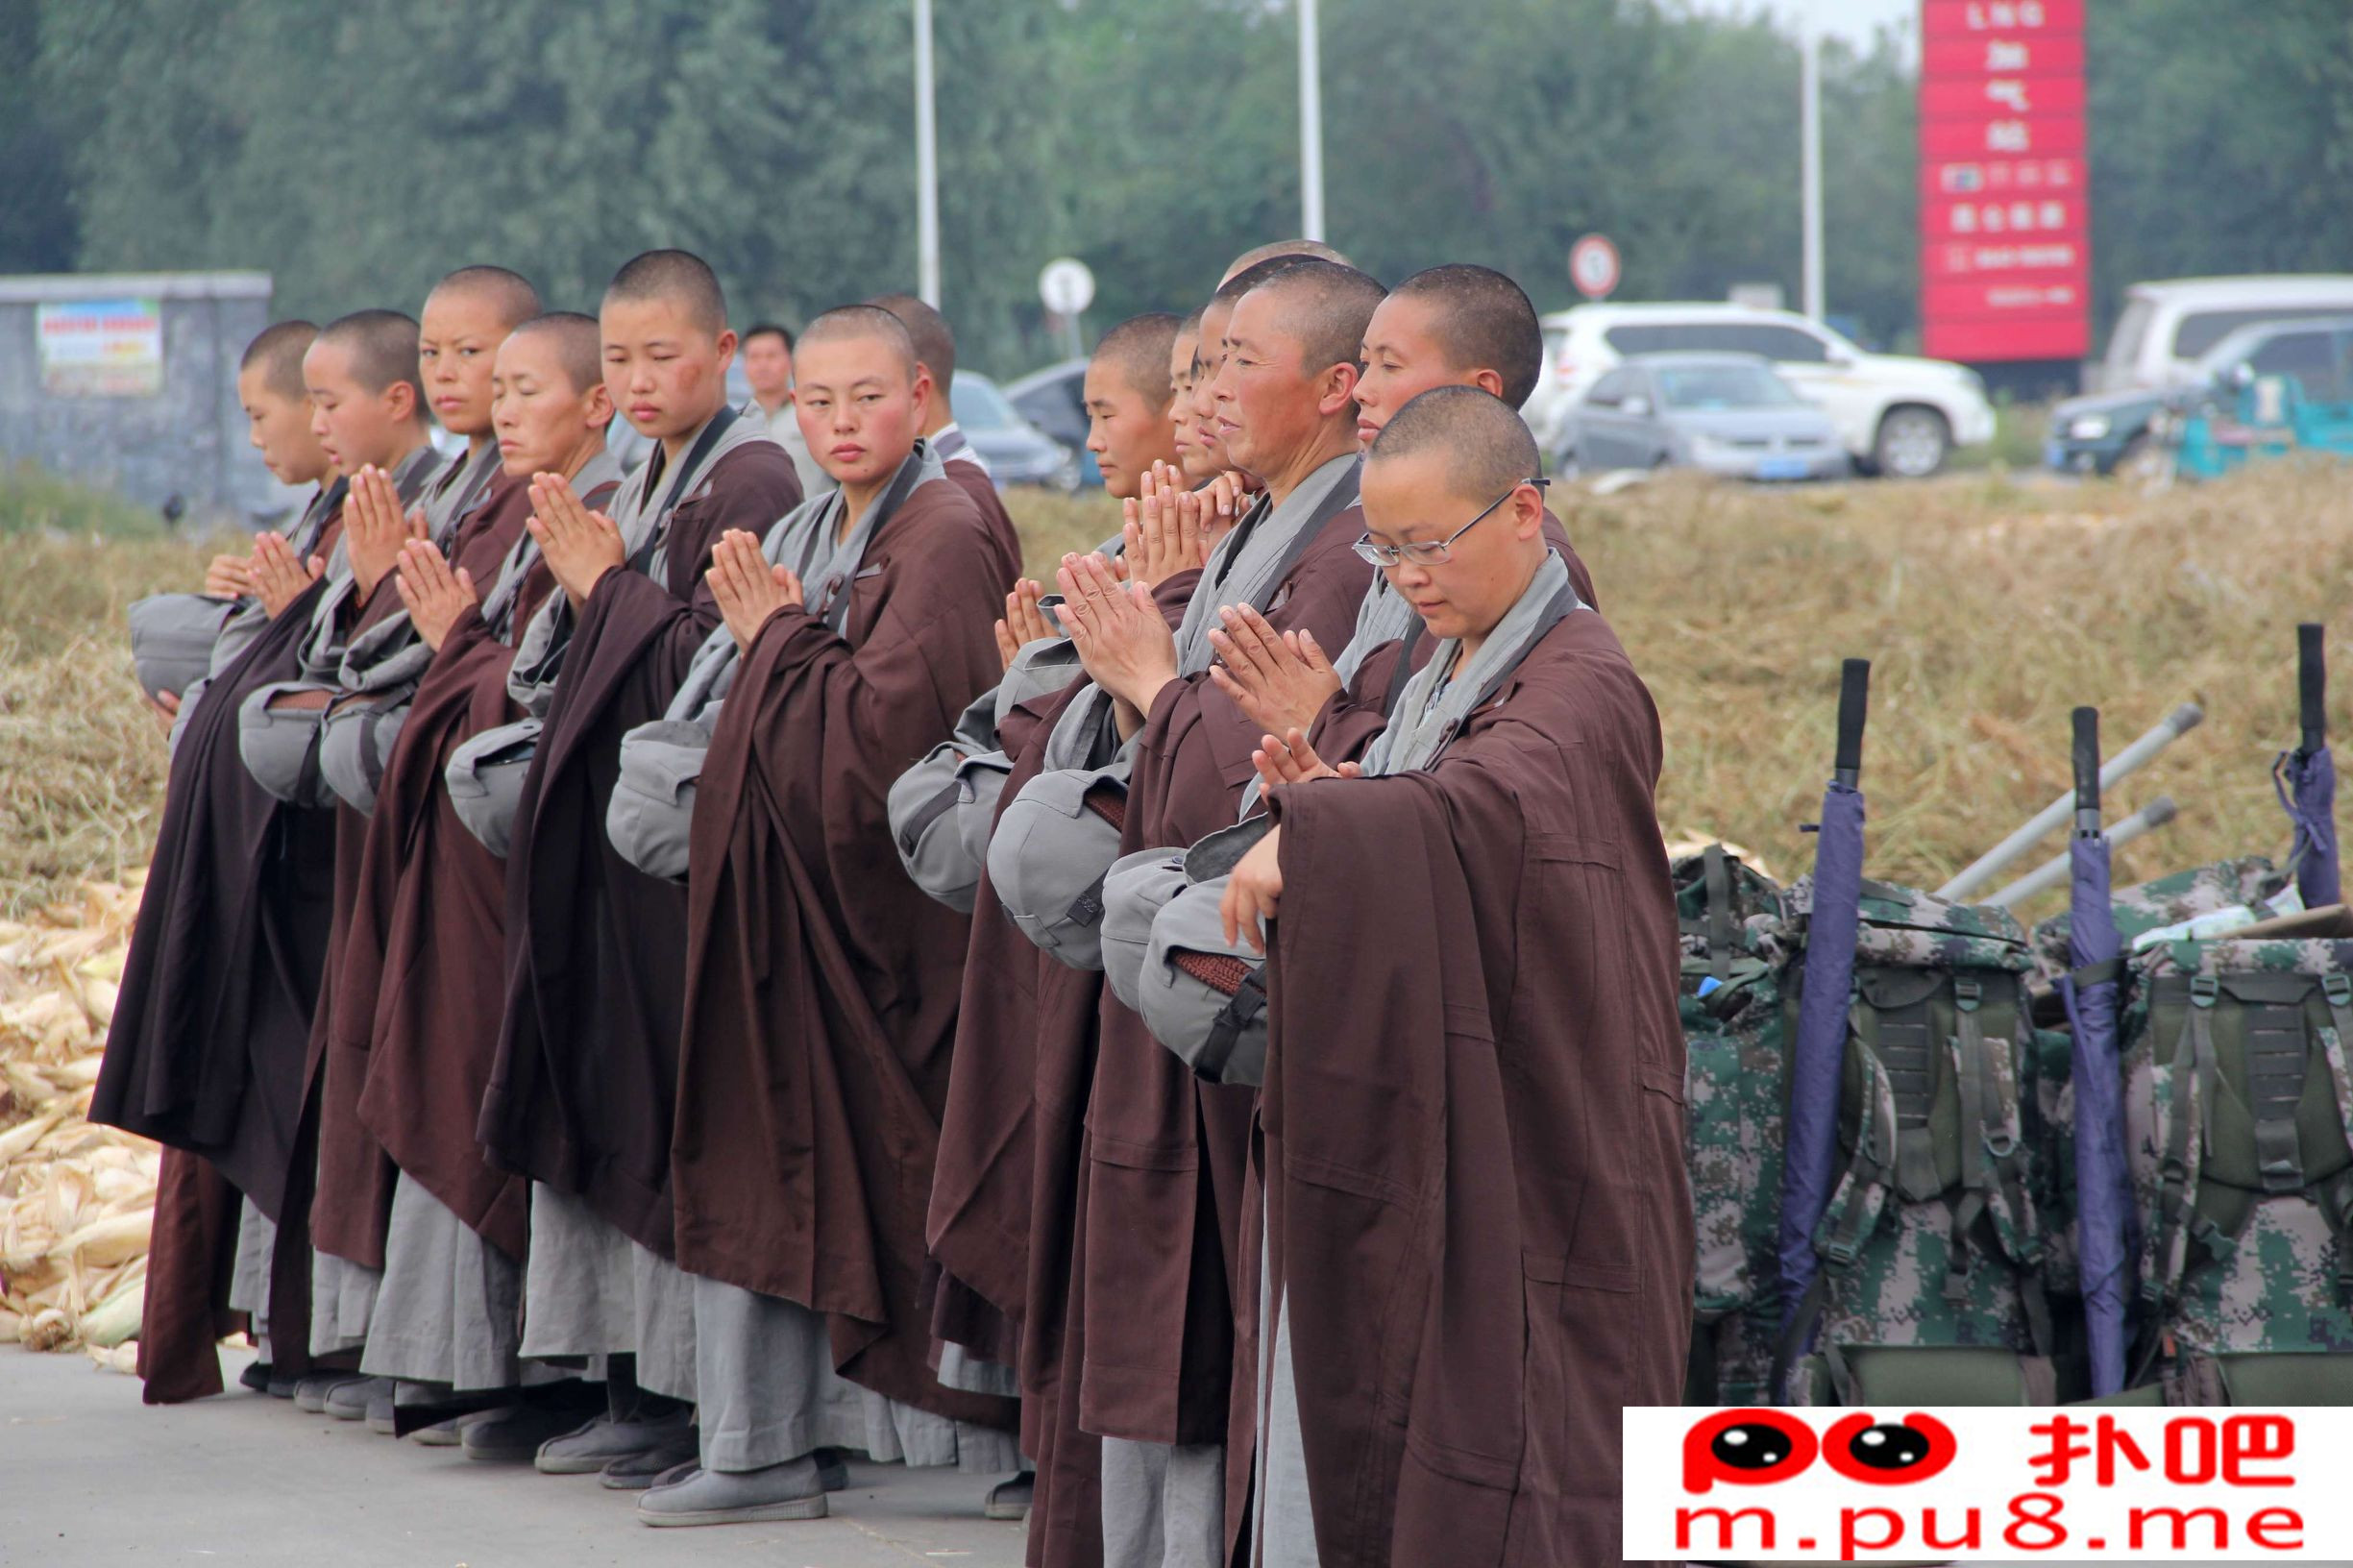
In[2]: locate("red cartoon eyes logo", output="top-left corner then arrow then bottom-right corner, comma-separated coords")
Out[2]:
1684,1410 -> 1957,1493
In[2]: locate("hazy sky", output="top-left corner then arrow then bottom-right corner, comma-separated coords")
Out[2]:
1667,0 -> 1919,58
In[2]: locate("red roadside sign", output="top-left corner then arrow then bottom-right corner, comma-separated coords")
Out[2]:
1569,233 -> 1621,301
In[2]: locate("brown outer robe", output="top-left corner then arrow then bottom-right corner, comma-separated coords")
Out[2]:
478,440 -> 803,1252
326,475 -> 585,1260
1076,507 -> 1374,1450
668,472 -> 1019,1430
1249,607 -> 1692,1568
923,575 -> 1200,1568
99,489 -> 347,1400
941,454 -> 1025,576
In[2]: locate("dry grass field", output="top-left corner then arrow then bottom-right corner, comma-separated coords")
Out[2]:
5,458 -> 2349,923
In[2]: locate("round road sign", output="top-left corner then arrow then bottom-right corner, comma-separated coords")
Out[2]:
1039,257 -> 1096,317
1569,233 -> 1621,301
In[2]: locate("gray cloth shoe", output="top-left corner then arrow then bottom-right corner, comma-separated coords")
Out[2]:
984,1473 -> 1035,1521
292,1371 -> 369,1413
536,1409 -> 697,1476
410,1410 -> 501,1448
603,1456 -> 699,1493
322,1376 -> 395,1421
366,1389 -> 398,1435
463,1402 -> 601,1463
637,1458 -> 828,1527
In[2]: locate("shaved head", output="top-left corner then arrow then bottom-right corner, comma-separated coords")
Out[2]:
317,309 -> 424,405
1368,385 -> 1538,502
1241,257 -> 1388,377
1095,312 -> 1182,407
1213,255 -> 1314,309
800,305 -> 919,379
430,265 -> 543,331
509,311 -> 603,394
1390,265 -> 1543,408
240,320 -> 319,402
1219,238 -> 1352,287
866,293 -> 955,387
605,249 -> 727,336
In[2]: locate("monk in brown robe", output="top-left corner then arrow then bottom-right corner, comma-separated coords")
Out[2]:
98,320 -> 344,1404
644,305 -> 1018,1527
282,279 -> 534,1427
478,250 -> 803,1479
1219,386 -> 1690,1566
1207,263 -> 1599,768
1025,256 -> 1384,1568
323,311 -> 636,1457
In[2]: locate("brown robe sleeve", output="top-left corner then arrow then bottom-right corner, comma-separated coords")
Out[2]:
669,479 -> 1017,1428
1252,610 -> 1688,1568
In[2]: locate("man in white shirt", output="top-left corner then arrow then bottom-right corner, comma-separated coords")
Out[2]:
739,322 -> 834,500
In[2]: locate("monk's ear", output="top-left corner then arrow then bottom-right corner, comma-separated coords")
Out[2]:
911,365 -> 935,419
713,327 -> 739,368
384,377 -> 420,426
1509,480 -> 1547,540
581,380 -> 615,430
1471,368 -> 1507,400
1315,359 -> 1362,420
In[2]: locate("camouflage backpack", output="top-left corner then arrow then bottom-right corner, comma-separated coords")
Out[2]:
1675,845 -> 1790,1405
1785,878 -> 2067,1406
2122,921 -> 2353,1406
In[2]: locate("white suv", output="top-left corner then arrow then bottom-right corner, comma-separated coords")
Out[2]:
1526,304 -> 1996,478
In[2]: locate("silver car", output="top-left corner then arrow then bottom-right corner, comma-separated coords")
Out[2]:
1560,353 -> 1849,480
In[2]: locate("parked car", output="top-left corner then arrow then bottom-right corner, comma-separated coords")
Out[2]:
1558,354 -> 1848,481
1002,357 -> 1102,487
2164,320 -> 2353,481
953,370 -> 1081,491
1526,303 -> 1993,478
2048,315 -> 2353,477
2089,275 -> 2353,394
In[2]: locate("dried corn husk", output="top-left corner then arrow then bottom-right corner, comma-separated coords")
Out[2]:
2,878 -> 161,1369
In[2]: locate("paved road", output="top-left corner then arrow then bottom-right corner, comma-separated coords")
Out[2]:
0,1344 -> 1027,1567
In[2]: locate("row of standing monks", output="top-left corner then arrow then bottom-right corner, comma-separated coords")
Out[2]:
94,239 -> 1694,1565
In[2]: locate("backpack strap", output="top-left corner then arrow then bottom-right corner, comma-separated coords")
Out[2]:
1703,844 -> 1733,986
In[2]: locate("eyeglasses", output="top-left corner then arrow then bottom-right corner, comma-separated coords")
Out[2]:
1351,478 -> 1547,569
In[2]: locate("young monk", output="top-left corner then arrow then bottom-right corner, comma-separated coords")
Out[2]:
739,321 -> 833,499
1216,387 -> 1691,1566
477,250 -> 802,1478
641,305 -> 1019,1526
97,319 -> 348,1406
867,293 -> 1022,569
997,257 -> 1383,1568
280,280 -> 541,1427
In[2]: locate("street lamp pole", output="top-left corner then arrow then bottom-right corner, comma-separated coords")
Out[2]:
1298,0 -> 1326,242
915,0 -> 941,308
1800,7 -> 1825,320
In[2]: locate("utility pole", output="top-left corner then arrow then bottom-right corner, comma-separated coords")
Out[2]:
1298,0 -> 1326,242
915,0 -> 941,308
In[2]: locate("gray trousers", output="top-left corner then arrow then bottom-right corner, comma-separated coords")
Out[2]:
519,1183 -> 699,1402
1100,1436 -> 1225,1568
227,1197 -> 276,1361
1252,1268 -> 1319,1567
309,1249 -> 381,1357
357,1173 -> 525,1390
691,1274 -> 1020,1477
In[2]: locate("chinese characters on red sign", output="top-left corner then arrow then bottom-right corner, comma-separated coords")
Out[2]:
1919,0 -> 2092,361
